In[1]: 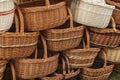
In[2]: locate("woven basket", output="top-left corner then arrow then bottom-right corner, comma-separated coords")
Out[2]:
0,6 -> 39,59
43,8 -> 84,51
14,0 -> 39,4
0,60 -> 7,80
89,17 -> 120,48
81,50 -> 114,80
0,0 -> 15,33
105,0 -> 120,25
14,34 -> 59,79
41,55 -> 80,80
19,0 -> 68,31
71,0 -> 115,28
64,29 -> 100,68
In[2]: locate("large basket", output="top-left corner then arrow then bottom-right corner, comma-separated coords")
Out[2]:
88,17 -> 120,48
105,0 -> 120,25
43,8 -> 84,51
0,6 -> 39,59
14,34 -> 59,79
19,0 -> 68,31
71,0 -> 115,28
64,29 -> 100,68
81,50 -> 114,80
41,55 -> 80,80
0,0 -> 15,33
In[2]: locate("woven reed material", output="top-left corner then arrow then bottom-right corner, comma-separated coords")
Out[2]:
88,17 -> 120,48
80,50 -> 114,80
0,6 -> 39,59
43,8 -> 84,51
18,0 -> 68,31
64,29 -> 100,68
14,34 -> 59,79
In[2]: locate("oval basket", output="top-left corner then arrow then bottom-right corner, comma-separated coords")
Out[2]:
43,8 -> 84,51
14,34 -> 59,79
64,29 -> 100,68
80,50 -> 114,80
88,17 -> 120,48
19,0 -> 68,31
0,0 -> 15,33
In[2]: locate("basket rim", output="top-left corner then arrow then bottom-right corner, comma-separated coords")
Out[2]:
14,53 -> 59,63
20,1 -> 66,12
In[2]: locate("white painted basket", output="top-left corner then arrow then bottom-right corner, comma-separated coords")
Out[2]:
71,0 -> 115,28
0,0 -> 14,33
100,47 -> 120,63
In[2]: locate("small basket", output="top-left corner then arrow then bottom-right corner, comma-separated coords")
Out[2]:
0,0 -> 15,33
71,0 -> 115,28
64,29 -> 100,68
19,0 -> 68,31
88,17 -> 120,48
0,6 -> 39,59
41,55 -> 80,80
81,50 -> 114,80
14,34 -> 59,79
43,8 -> 84,51
105,0 -> 120,25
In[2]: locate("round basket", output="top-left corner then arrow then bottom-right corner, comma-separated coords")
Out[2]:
80,50 -> 114,80
0,0 -> 15,33
43,8 -> 84,51
89,17 -> 120,48
0,6 -> 39,59
19,0 -> 68,31
14,34 -> 59,79
64,29 -> 100,68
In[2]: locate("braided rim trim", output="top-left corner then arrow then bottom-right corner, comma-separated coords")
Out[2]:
46,35 -> 82,41
0,42 -> 37,48
70,63 -> 93,67
0,8 -> 15,16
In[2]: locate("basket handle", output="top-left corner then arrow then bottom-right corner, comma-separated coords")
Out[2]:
15,11 -> 19,33
45,0 -> 50,6
61,57 -> 66,75
105,0 -> 120,8
102,50 -> 107,67
111,17 -> 117,32
10,63 -> 16,80
68,7 -> 74,29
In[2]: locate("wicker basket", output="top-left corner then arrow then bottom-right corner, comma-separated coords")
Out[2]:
0,0 -> 15,33
88,17 -> 120,48
43,8 -> 84,51
80,50 -> 114,80
41,55 -> 80,80
19,0 -> 68,31
0,60 -> 7,80
14,34 -> 59,79
0,6 -> 39,59
14,0 -> 39,4
64,29 -> 100,68
71,0 -> 115,28
105,0 -> 120,26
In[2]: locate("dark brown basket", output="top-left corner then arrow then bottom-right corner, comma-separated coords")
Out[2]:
19,0 -> 68,31
14,34 -> 59,79
0,6 -> 39,59
64,29 -> 100,68
80,50 -> 114,80
89,17 -> 120,48
43,8 -> 84,51
41,55 -> 80,80
105,0 -> 120,25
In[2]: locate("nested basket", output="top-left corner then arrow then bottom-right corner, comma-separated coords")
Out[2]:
64,29 -> 100,68
0,60 -> 7,80
88,17 -> 120,48
0,0 -> 15,33
14,34 -> 59,79
43,8 -> 84,51
19,0 -> 68,31
71,0 -> 115,28
81,50 -> 114,80
105,0 -> 120,26
41,55 -> 80,80
0,6 -> 39,59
